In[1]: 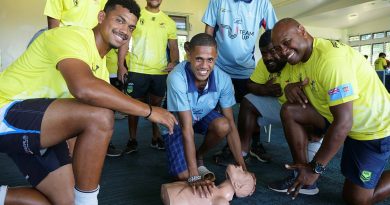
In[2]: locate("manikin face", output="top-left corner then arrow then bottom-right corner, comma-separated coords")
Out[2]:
98,5 -> 138,49
272,23 -> 308,65
146,0 -> 162,9
188,45 -> 218,84
260,43 -> 286,73
226,164 -> 256,197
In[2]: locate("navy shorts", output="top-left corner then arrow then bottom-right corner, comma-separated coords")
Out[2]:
341,136 -> 390,189
0,99 -> 71,186
125,72 -> 167,98
162,110 -> 223,176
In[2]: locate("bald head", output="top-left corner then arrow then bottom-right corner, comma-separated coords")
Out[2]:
271,18 -> 313,65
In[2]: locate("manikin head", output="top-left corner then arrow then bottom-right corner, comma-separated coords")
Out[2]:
226,164 -> 256,197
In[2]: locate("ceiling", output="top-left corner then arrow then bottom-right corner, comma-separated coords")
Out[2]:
271,0 -> 390,29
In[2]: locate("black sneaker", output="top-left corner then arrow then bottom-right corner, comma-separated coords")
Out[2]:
150,138 -> 165,150
250,143 -> 272,163
268,174 -> 319,195
106,143 -> 122,157
123,139 -> 138,154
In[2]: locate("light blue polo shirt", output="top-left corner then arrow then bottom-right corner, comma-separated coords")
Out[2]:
202,0 -> 277,79
167,61 -> 236,123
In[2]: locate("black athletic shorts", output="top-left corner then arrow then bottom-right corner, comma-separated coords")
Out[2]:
0,99 -> 71,186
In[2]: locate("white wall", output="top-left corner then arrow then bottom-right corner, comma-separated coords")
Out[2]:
0,0 -> 46,71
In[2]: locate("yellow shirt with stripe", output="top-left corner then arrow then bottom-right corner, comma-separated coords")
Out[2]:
44,0 -> 107,29
374,57 -> 387,71
129,9 -> 177,75
250,59 -> 298,104
0,26 -> 108,107
293,38 -> 390,140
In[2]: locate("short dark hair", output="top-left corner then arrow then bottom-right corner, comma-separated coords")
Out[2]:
104,0 -> 141,19
189,33 -> 217,51
259,29 -> 272,48
379,52 -> 386,58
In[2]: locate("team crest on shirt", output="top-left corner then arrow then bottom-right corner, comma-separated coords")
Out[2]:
328,83 -> 354,102
73,0 -> 79,6
159,23 -> 166,28
92,64 -> 100,73
140,18 -> 144,25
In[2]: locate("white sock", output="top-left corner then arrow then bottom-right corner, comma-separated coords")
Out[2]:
0,185 -> 8,205
242,151 -> 248,157
307,138 -> 323,162
74,186 -> 99,205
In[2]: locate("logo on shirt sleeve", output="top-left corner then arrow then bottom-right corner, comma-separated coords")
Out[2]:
328,83 -> 354,102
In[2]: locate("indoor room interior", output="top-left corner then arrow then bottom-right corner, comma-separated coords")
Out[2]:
0,0 -> 390,204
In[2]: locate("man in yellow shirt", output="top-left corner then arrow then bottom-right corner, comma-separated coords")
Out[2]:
0,1 -> 176,204
271,18 -> 390,204
374,52 -> 388,70
121,0 -> 179,154
44,0 -> 129,157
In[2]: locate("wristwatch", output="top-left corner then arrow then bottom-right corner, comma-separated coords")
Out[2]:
310,160 -> 326,174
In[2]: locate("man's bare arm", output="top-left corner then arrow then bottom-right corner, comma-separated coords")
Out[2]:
221,107 -> 247,171
313,102 -> 353,166
177,111 -> 198,177
117,42 -> 129,82
205,25 -> 214,36
57,58 -> 177,133
165,39 -> 179,72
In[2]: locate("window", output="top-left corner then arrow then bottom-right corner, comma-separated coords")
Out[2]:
360,44 -> 372,63
373,32 -> 385,39
170,15 -> 188,31
372,43 -> 384,59
349,36 -> 360,42
348,32 -> 390,65
361,34 -> 372,41
177,35 -> 188,62
168,14 -> 190,62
